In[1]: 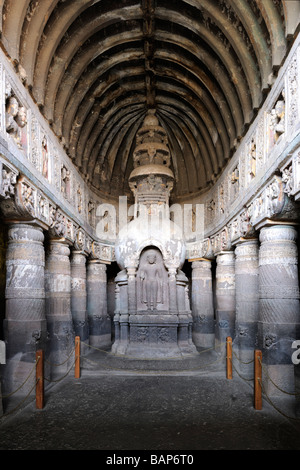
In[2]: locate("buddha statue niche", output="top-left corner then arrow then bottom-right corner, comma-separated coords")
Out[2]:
112,110 -> 197,358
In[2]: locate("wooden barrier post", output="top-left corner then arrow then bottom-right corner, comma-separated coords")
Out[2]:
36,350 -> 44,409
75,336 -> 80,379
254,350 -> 262,410
226,336 -> 232,379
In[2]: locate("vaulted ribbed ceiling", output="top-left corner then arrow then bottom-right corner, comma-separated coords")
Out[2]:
0,0 -> 295,200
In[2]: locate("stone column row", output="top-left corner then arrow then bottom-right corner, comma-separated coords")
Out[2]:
3,223 -> 110,391
191,224 -> 300,396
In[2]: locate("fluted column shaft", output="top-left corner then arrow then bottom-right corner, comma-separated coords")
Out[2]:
191,260 -> 215,348
259,225 -> 300,396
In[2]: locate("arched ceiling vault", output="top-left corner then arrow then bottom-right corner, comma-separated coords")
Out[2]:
0,0 -> 296,200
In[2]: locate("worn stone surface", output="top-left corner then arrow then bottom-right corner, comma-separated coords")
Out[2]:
234,239 -> 259,376
71,251 -> 88,351
215,251 -> 235,351
259,225 -> 300,396
113,112 -> 196,358
87,260 -> 111,348
45,239 -> 74,374
191,260 -> 215,348
0,0 -> 299,435
3,223 -> 47,395
1,349 -> 300,451
0,0 -> 293,199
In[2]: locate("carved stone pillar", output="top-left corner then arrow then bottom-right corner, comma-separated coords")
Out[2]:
168,267 -> 178,313
234,239 -> 259,375
71,250 -> 88,352
259,225 -> 300,396
111,269 -> 128,354
127,265 -> 137,314
191,259 -> 215,348
45,239 -> 74,372
4,223 -> 47,393
177,270 -> 196,355
87,259 -> 111,348
215,251 -> 235,352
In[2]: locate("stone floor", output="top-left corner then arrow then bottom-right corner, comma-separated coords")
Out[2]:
0,347 -> 300,454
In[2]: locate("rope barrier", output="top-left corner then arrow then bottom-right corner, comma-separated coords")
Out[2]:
0,357 -> 40,421
0,380 -> 38,420
230,359 -> 254,383
1,336 -> 300,422
44,359 -> 76,384
226,337 -> 300,420
79,349 -> 225,374
258,378 -> 300,422
258,357 -> 300,396
0,340 -> 79,419
232,348 -> 254,365
0,358 -> 38,399
80,340 -> 222,361
227,338 -> 255,382
79,338 -> 226,373
44,344 -> 76,367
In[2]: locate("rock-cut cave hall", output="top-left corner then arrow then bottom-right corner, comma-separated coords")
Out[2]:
0,0 -> 300,431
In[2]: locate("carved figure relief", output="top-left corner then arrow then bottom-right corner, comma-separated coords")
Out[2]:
42,136 -> 49,180
137,248 -> 168,312
6,96 -> 19,139
281,165 -> 294,196
21,182 -> 35,216
287,53 -> 298,129
231,165 -> 239,198
5,93 -> 27,151
269,91 -> 285,150
77,184 -> 82,213
61,165 -> 71,200
219,183 -> 225,214
249,137 -> 256,179
140,251 -> 162,310
88,200 -> 95,227
266,179 -> 281,216
206,198 -> 216,224
50,209 -> 66,238
1,166 -> 17,198
37,193 -> 48,221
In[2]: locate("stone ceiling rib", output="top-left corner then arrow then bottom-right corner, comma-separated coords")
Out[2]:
2,0 -> 30,61
158,2 -> 262,108
0,0 -> 290,200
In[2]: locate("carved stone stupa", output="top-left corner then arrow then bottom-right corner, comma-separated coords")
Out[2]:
112,110 -> 197,358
